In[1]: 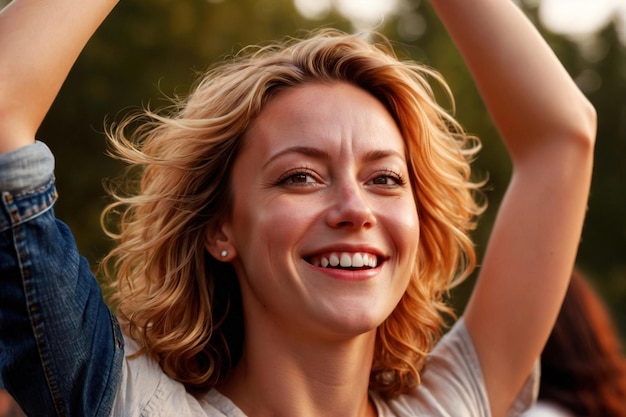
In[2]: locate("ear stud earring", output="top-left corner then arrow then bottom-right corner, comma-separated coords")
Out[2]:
220,250 -> 228,258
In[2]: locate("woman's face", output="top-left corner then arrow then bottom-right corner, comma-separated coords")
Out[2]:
223,82 -> 419,340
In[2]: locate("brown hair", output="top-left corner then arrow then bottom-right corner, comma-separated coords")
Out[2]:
539,269 -> 626,416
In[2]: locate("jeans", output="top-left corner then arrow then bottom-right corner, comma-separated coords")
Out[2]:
0,142 -> 123,417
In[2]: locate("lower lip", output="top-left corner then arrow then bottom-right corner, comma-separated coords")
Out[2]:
307,263 -> 382,281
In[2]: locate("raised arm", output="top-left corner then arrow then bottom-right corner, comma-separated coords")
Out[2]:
429,0 -> 596,415
0,1 -> 122,416
0,0 -> 118,153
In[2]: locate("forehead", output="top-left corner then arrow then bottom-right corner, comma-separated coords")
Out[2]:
242,81 -> 407,159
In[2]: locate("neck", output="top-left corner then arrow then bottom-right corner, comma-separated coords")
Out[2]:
218,320 -> 378,417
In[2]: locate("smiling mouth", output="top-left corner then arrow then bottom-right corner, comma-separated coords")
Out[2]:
307,252 -> 379,270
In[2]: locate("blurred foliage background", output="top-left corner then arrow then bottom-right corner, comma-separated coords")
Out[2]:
8,0 -> 625,336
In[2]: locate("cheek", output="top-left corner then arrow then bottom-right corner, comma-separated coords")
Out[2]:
257,205 -> 306,245
373,199 -> 419,316
380,198 -> 420,261
231,194 -> 319,257
391,204 -> 420,304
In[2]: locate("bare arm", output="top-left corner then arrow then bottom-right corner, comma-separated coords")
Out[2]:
0,0 -> 119,153
429,0 -> 596,415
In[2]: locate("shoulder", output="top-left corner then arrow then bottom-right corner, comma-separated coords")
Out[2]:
372,318 -> 539,417
372,319 -> 490,416
111,336 -> 235,417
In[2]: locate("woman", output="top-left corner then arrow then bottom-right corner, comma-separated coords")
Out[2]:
0,0 -> 596,416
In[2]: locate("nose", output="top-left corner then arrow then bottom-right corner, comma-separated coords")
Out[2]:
326,180 -> 377,230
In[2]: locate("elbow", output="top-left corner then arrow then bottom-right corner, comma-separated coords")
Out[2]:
563,99 -> 596,175
511,98 -> 597,170
554,97 -> 597,164
575,98 -> 597,151
561,98 -> 597,176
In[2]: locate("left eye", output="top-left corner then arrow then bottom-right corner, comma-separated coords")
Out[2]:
371,176 -> 393,185
369,173 -> 404,186
286,173 -> 315,184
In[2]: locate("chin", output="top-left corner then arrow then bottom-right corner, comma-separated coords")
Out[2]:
313,305 -> 390,339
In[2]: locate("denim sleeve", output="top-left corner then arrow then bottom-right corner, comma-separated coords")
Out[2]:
0,142 -> 124,417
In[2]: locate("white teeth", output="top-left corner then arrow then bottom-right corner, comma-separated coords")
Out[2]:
313,252 -> 379,269
340,253 -> 351,267
352,253 -> 364,267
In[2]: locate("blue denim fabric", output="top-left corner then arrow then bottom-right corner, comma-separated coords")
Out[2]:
0,142 -> 123,417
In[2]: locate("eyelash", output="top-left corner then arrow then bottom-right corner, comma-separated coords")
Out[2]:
276,167 -> 318,185
276,168 -> 407,187
370,170 -> 406,186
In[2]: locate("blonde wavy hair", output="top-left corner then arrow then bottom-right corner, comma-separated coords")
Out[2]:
102,29 -> 484,398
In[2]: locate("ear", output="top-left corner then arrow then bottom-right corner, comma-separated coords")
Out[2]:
205,222 -> 237,262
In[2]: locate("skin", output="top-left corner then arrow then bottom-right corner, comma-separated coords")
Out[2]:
0,0 -> 119,153
208,81 -> 419,417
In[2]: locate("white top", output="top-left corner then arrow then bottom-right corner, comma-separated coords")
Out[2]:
111,319 -> 539,417
520,401 -> 575,417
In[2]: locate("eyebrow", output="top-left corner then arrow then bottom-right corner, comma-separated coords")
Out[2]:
262,146 -> 406,169
362,149 -> 406,164
263,146 -> 330,169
